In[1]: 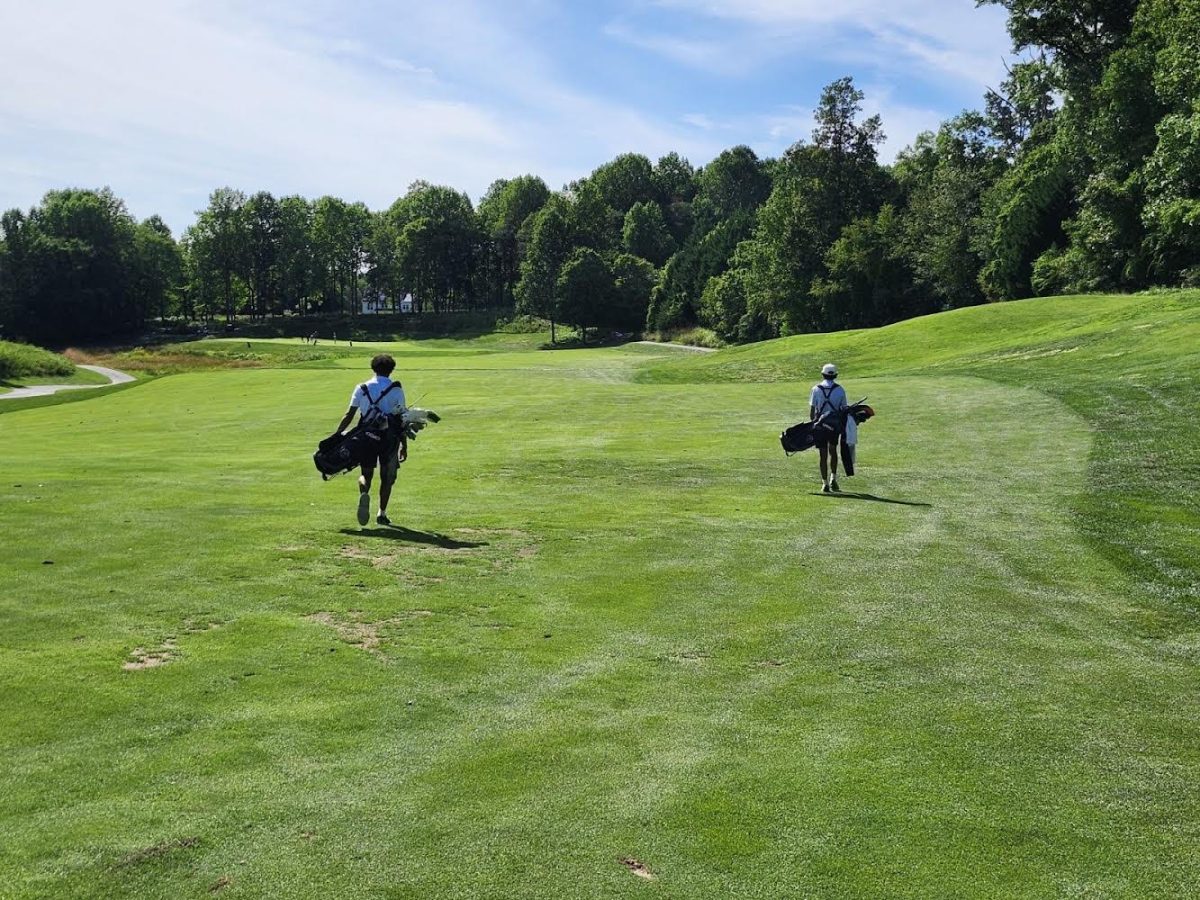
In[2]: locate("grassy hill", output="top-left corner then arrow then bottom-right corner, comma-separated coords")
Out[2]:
1,293 -> 1198,897
641,290 -> 1200,621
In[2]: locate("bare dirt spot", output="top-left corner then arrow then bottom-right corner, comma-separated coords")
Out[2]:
209,875 -> 232,893
341,545 -> 455,568
123,640 -> 178,671
620,857 -> 656,880
117,836 -> 199,868
757,659 -> 785,668
307,609 -> 434,654
306,612 -> 381,652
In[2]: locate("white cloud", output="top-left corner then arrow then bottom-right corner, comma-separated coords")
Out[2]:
604,20 -> 750,75
0,0 -> 726,231
0,0 -> 1009,234
651,0 -> 1012,90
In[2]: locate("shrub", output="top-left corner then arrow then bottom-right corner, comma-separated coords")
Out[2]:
0,340 -> 75,381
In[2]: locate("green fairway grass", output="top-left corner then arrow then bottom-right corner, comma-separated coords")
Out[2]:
2,293 -> 1198,897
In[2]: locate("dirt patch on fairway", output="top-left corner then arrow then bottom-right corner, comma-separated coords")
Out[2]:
306,609 -> 434,654
620,857 -> 656,880
209,875 -> 232,893
306,612 -> 382,652
123,640 -> 178,671
117,836 -> 199,867
122,619 -> 225,671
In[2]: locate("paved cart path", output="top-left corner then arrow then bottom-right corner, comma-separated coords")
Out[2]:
0,365 -> 135,400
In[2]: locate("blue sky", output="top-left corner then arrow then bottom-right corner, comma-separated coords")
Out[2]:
0,0 -> 1013,235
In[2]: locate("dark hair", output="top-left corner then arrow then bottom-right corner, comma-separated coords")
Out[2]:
370,354 -> 396,376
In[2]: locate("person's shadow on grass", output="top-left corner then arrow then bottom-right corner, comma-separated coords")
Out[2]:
809,491 -> 932,508
338,526 -> 488,549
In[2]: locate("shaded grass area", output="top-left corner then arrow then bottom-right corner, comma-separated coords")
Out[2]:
641,290 -> 1200,619
1,311 -> 1199,897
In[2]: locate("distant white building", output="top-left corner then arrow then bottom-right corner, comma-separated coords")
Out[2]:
360,292 -> 415,314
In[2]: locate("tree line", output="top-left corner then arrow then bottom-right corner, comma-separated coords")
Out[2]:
2,0 -> 1196,347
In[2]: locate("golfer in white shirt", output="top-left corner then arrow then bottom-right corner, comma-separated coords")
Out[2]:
333,353 -> 408,526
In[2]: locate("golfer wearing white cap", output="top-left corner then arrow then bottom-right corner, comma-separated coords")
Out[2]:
809,363 -> 848,493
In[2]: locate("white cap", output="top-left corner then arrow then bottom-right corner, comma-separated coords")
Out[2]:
821,363 -> 838,377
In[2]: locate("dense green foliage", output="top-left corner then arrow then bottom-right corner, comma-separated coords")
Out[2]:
0,191 -> 183,344
0,339 -> 73,381
3,293 -> 1199,896
2,1 -> 1197,347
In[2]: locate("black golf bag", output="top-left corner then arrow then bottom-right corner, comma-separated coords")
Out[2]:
780,401 -> 875,459
313,380 -> 404,480
313,423 -> 389,480
780,413 -> 842,455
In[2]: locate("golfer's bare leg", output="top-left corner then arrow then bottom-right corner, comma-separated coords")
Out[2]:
829,442 -> 840,480
379,475 -> 393,515
359,467 -> 374,493
818,443 -> 830,485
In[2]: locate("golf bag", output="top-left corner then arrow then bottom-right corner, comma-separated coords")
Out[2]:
312,406 -> 443,480
780,417 -> 840,455
313,423 -> 390,480
780,400 -> 875,460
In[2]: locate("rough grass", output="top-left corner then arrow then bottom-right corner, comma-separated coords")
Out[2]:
643,325 -> 726,348
1,294 -> 1199,898
0,340 -> 75,381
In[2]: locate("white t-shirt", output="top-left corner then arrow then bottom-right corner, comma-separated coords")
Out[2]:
810,380 -> 847,417
351,375 -> 406,422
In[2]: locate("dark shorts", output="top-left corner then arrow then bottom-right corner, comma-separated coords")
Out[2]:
361,433 -> 400,486
813,413 -> 844,450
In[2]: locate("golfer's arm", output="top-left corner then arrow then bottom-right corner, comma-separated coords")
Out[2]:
336,406 -> 356,434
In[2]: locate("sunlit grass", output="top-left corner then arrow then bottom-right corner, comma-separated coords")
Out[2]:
2,293 -> 1198,897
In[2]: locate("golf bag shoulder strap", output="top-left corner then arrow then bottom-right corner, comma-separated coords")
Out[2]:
817,382 -> 840,415
359,381 -> 401,423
